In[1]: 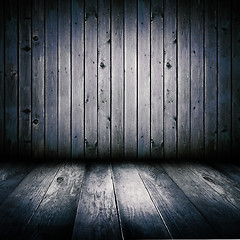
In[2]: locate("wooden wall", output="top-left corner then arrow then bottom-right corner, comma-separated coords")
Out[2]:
0,0 -> 239,160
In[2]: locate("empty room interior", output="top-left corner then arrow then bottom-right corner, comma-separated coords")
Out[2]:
0,0 -> 240,239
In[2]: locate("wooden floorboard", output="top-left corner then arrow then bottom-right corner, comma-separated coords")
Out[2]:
72,163 -> 121,240
112,163 -> 170,239
188,161 -> 240,209
210,162 -> 240,186
0,163 -> 60,238
0,163 -> 33,204
162,162 -> 240,238
0,162 -> 240,239
23,163 -> 85,240
137,163 -> 217,238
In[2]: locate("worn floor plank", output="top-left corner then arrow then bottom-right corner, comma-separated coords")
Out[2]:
0,164 -> 60,238
72,163 -> 121,240
137,163 -> 217,238
0,164 -> 33,205
112,163 -> 170,239
162,162 -> 240,238
187,162 -> 240,209
210,163 -> 240,186
23,163 -> 85,239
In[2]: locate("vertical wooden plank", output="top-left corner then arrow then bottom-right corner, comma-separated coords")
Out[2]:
177,0 -> 190,159
150,0 -> 164,159
190,0 -> 204,159
45,0 -> 58,159
205,0 -> 217,160
163,0 -> 177,159
232,0 -> 240,160
0,0 -> 4,158
98,0 -> 111,159
5,0 -> 18,158
72,0 -> 84,159
32,0 -> 44,159
218,0 -> 231,158
111,0 -> 124,159
138,0 -> 150,159
124,0 -> 137,159
58,0 -> 71,159
19,0 -> 31,159
85,0 -> 98,159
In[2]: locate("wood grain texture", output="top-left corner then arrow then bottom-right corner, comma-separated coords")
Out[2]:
19,0 -> 31,158
45,0 -> 58,159
177,0 -> 190,159
112,163 -> 170,239
162,162 -> 240,238
137,163 -> 216,238
0,0 -> 237,160
0,163 -> 33,204
150,0 -> 164,159
98,0 -> 111,159
163,0 -> 177,159
111,0 -> 124,159
24,163 -> 85,239
4,0 -> 18,157
205,0 -> 217,159
0,164 -> 60,238
138,0 -> 150,159
210,163 -> 240,186
188,162 -> 240,209
124,0 -> 137,159
72,0 -> 85,159
58,0 -> 71,159
190,0 -> 204,159
85,0 -> 98,159
218,0 -> 231,158
0,0 -> 4,158
32,0 -> 45,159
72,163 -> 121,240
232,0 -> 240,159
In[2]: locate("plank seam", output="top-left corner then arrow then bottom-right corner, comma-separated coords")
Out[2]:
71,163 -> 87,238
110,163 -> 125,240
26,164 -> 62,225
136,164 -> 173,239
160,164 -> 220,237
188,162 -> 240,210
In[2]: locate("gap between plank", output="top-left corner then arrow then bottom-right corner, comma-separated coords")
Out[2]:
135,163 -> 173,239
110,163 -> 125,240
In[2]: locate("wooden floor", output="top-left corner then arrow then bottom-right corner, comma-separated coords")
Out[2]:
0,161 -> 240,239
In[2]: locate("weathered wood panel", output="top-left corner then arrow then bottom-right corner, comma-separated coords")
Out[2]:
72,0 -> 84,159
58,0 -> 71,159
163,0 -> 177,159
205,0 -> 217,159
190,0 -> 204,159
218,0 -> 231,158
19,0 -> 31,158
0,1 -> 4,158
111,0 -> 124,159
98,0 -> 111,159
4,0 -> 18,157
0,0 -> 238,160
138,0 -> 150,159
177,0 -> 190,159
150,0 -> 164,159
85,0 -> 98,159
232,0 -> 240,159
32,0 -> 45,159
45,0 -> 58,159
124,0 -> 137,159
